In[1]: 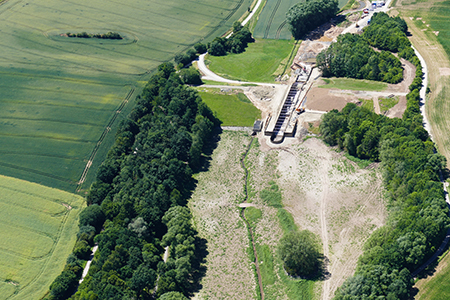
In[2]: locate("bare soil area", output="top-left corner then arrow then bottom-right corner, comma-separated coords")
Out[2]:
190,130 -> 386,300
305,86 -> 358,112
304,58 -> 414,115
189,131 -> 257,300
262,137 -> 386,300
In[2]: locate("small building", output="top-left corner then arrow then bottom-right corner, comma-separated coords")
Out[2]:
253,120 -> 263,132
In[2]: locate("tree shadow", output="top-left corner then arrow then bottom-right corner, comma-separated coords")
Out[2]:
188,236 -> 209,296
196,126 -> 223,173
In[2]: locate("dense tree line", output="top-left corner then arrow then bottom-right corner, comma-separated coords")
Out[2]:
318,14 -> 450,300
208,22 -> 254,56
66,32 -> 123,39
48,63 -> 219,300
286,0 -> 339,39
316,33 -> 404,83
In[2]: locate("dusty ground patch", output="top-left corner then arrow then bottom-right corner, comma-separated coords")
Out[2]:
190,130 -> 386,300
270,138 -> 386,300
189,131 -> 257,300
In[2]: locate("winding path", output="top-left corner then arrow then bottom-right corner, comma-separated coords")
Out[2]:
410,46 -> 450,277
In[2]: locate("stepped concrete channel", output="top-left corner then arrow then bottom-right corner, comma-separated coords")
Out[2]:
264,67 -> 317,143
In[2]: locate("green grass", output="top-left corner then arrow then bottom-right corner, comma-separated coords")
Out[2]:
277,208 -> 297,234
256,244 -> 276,286
360,99 -> 375,112
416,251 -> 450,300
403,0 -> 450,59
340,0 -> 359,11
0,174 -> 85,300
198,90 -> 260,126
245,207 -> 262,228
379,96 -> 399,114
207,39 -> 296,83
260,183 -> 282,208
344,153 -> 372,168
0,0 -> 252,192
319,78 -> 388,91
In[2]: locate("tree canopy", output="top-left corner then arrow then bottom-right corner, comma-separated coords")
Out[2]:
316,33 -> 403,83
319,14 -> 450,299
49,63 -> 218,299
279,230 -> 321,277
287,0 -> 338,39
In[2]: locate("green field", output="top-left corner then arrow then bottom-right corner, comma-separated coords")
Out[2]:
198,89 -> 261,126
0,0 -> 252,192
0,175 -> 85,300
207,39 -> 297,82
415,251 -> 450,300
319,78 -> 388,91
401,0 -> 450,59
253,0 -> 349,40
253,0 -> 301,39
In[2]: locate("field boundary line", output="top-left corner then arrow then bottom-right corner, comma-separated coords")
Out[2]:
0,116 -> 104,127
0,161 -> 74,184
0,133 -> 95,143
0,197 -> 66,220
76,86 -> 136,192
0,218 -> 57,242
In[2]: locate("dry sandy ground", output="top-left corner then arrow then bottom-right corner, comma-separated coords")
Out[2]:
260,136 -> 386,300
189,131 -> 257,300
190,131 -> 386,300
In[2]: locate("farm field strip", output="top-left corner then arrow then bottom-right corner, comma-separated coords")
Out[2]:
0,175 -> 85,300
253,0 -> 300,39
0,0 -> 252,192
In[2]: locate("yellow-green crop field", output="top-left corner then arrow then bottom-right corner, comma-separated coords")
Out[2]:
0,174 -> 85,300
0,0 -> 251,192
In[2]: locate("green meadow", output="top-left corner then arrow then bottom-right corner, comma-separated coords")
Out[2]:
0,0 -> 252,192
207,39 -> 297,83
319,78 -> 388,91
198,90 -> 261,126
0,175 -> 85,300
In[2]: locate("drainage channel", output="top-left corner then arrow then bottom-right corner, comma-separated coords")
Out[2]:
239,137 -> 264,300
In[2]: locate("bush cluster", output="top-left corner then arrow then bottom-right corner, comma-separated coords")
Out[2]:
207,23 -> 254,56
66,32 -> 122,39
318,14 -> 450,300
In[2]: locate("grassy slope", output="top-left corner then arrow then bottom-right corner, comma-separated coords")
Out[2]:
207,39 -> 296,83
319,78 -> 388,91
0,175 -> 85,300
393,0 -> 450,296
198,90 -> 261,126
0,0 -> 252,192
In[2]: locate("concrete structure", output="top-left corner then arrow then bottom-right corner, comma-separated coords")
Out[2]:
264,67 -> 315,143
